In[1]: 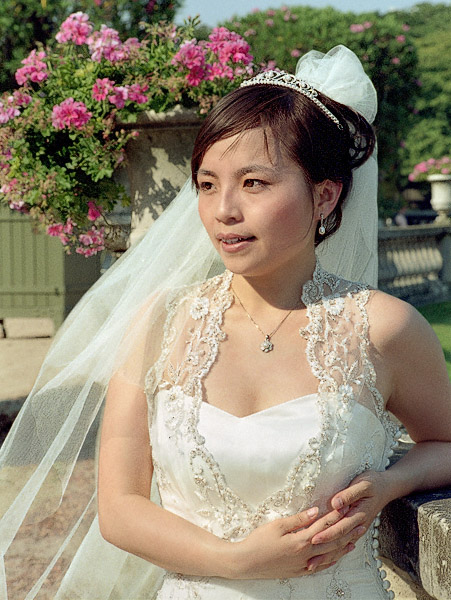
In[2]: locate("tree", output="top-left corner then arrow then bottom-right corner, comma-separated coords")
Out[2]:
390,3 -> 451,180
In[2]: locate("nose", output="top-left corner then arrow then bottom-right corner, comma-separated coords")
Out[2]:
215,186 -> 243,224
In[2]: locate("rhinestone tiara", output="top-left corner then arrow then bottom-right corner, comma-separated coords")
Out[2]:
240,70 -> 343,129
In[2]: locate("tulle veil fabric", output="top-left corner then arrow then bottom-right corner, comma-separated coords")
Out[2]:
0,45 -> 378,599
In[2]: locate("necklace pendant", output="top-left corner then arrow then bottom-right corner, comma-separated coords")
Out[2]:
260,335 -> 274,353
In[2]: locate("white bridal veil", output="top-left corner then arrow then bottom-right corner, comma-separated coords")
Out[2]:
0,45 -> 377,599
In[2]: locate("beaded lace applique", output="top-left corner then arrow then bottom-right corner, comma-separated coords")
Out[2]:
145,263 -> 398,542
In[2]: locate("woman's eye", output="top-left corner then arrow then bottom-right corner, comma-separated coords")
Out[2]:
243,178 -> 267,189
199,181 -> 214,192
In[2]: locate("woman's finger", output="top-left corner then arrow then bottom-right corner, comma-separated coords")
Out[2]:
310,511 -> 366,545
278,506 -> 319,534
300,504 -> 350,540
331,475 -> 376,510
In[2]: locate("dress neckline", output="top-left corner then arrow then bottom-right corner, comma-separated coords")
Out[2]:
201,392 -> 319,420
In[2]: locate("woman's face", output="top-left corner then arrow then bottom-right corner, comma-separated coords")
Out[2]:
197,128 -> 320,279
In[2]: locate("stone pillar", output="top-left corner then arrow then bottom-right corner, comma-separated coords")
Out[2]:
123,106 -> 201,246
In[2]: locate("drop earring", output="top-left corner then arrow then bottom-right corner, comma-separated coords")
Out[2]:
318,213 -> 326,236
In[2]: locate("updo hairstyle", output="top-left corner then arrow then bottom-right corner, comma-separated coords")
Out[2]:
191,84 -> 376,245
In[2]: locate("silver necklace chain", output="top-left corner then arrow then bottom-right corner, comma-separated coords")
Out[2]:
232,286 -> 299,353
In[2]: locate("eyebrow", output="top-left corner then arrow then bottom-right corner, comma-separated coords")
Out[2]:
197,164 -> 278,179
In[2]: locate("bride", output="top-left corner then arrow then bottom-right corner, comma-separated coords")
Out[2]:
1,45 -> 450,600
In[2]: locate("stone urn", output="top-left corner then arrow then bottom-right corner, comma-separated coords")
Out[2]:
428,174 -> 451,224
122,106 -> 202,246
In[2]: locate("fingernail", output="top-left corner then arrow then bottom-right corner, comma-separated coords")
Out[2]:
307,507 -> 319,517
347,542 -> 356,552
356,526 -> 366,536
332,497 -> 343,509
338,505 -> 350,516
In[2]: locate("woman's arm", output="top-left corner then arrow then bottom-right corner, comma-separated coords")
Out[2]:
308,293 -> 451,559
98,373 -> 363,579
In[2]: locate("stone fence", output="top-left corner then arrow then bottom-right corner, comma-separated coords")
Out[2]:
378,224 -> 451,305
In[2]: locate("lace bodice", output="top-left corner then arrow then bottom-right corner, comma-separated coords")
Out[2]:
144,264 -> 400,599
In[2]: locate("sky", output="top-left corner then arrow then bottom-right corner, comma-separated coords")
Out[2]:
175,0 -> 450,26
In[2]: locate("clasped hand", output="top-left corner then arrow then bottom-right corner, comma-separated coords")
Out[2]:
233,470 -> 387,580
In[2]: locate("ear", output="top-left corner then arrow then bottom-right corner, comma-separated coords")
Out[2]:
313,180 -> 342,220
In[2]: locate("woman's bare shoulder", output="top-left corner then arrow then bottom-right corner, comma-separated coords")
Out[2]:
366,289 -> 434,351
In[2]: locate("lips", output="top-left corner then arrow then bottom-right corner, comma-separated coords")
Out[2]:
222,236 -> 254,245
217,233 -> 255,243
217,233 -> 256,253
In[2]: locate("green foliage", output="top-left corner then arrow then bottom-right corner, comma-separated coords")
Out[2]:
390,4 -> 451,179
0,0 -> 182,92
418,302 -> 451,377
63,0 -> 183,37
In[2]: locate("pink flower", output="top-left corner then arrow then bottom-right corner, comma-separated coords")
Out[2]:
47,223 -> 64,236
128,83 -> 148,104
260,60 -> 277,72
186,66 -> 206,86
108,86 -> 129,109
77,226 -> 105,256
0,178 -> 18,194
267,9 -> 276,16
291,49 -> 301,58
87,201 -> 102,221
363,21 -> 373,29
244,29 -> 256,37
0,99 -> 20,124
396,35 -> 405,43
55,12 -> 92,45
283,13 -> 291,21
63,218 -> 75,234
51,98 -> 92,130
172,40 -> 206,69
415,79 -> 422,87
442,168 -> 450,175
402,24 -> 410,31
251,7 -> 260,13
9,200 -> 28,212
391,57 -> 400,64
87,25 -> 129,62
265,19 -> 274,26
92,77 -> 115,101
206,62 -> 233,81
206,31 -> 252,67
15,50 -> 48,85
12,91 -> 32,106
350,24 -> 365,33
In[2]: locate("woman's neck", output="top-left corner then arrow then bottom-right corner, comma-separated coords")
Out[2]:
231,254 -> 316,312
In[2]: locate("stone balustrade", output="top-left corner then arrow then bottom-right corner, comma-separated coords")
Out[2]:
378,224 -> 451,305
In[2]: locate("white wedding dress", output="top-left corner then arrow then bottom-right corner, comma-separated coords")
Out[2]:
54,264 -> 399,599
144,264 -> 400,600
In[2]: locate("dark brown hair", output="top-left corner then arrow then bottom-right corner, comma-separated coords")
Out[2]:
191,84 -> 375,245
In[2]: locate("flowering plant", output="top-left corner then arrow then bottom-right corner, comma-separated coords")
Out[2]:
0,13 -> 254,256
408,157 -> 451,182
